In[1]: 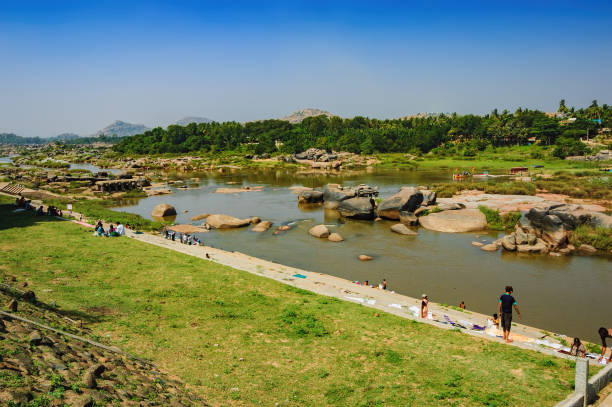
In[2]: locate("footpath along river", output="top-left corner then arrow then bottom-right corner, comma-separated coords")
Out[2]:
113,168 -> 612,342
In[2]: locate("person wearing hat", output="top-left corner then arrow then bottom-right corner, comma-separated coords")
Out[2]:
421,294 -> 429,318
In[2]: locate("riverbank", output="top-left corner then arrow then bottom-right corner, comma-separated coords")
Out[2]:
0,195 -> 583,406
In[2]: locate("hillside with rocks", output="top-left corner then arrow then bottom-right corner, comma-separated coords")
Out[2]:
93,121 -> 150,138
280,108 -> 336,123
0,283 -> 207,406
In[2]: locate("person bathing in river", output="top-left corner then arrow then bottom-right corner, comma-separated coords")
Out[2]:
570,337 -> 586,358
598,327 -> 612,364
498,286 -> 522,343
421,294 -> 429,318
459,301 -> 466,310
381,279 -> 387,290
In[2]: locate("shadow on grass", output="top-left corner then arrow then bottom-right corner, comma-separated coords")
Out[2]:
0,203 -> 68,231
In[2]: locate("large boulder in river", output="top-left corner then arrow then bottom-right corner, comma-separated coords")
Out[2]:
206,214 -> 252,229
419,209 -> 487,233
337,197 -> 376,220
377,187 -> 423,220
298,190 -> 323,204
309,225 -> 330,238
322,184 -> 356,209
152,204 -> 176,218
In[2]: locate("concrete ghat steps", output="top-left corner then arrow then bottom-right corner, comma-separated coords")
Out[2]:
0,183 -> 26,195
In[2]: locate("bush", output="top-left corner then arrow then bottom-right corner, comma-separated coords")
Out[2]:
478,206 -> 520,231
570,225 -> 612,251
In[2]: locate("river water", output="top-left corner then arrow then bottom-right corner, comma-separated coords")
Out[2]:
112,168 -> 610,342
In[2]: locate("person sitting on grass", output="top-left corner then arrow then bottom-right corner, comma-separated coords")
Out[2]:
598,327 -> 612,364
498,286 -> 522,343
570,337 -> 586,358
95,224 -> 105,237
116,221 -> 125,236
36,206 -> 44,216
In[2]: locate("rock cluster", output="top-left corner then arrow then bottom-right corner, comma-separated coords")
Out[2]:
496,204 -> 611,254
294,148 -> 338,162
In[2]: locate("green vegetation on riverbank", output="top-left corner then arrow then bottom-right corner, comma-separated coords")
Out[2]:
570,225 -> 612,251
0,196 -> 577,406
478,206 -> 521,231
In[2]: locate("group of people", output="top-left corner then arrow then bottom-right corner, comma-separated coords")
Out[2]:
94,220 -> 126,237
162,227 -> 202,246
354,279 -> 387,290
15,195 -> 63,217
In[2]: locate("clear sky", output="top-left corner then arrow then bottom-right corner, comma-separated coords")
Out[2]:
1,1 -> 611,137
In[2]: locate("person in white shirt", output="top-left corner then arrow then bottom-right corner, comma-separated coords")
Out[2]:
116,222 -> 125,236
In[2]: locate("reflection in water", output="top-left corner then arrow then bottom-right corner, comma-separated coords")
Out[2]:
113,168 -> 611,342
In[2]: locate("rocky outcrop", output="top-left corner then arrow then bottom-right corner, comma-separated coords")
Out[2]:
190,213 -> 210,221
419,209 -> 487,233
206,214 -> 252,229
358,254 -> 373,261
151,203 -> 176,218
309,225 -> 330,238
399,211 -> 418,226
322,184 -> 378,209
377,187 -> 424,220
0,290 -> 206,406
436,202 -> 466,211
337,197 -> 376,220
390,223 -> 418,235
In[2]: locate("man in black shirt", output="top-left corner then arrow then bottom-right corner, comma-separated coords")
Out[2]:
498,286 -> 522,343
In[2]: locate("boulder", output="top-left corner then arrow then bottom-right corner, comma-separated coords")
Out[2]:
358,254 -> 373,261
298,190 -> 323,204
250,217 -> 261,224
390,223 -> 418,235
541,215 -> 567,248
29,331 -> 42,346
377,187 -> 423,220
578,244 -> 597,254
328,233 -> 344,242
168,224 -> 207,234
481,244 -> 499,252
151,203 -> 176,218
190,213 -> 209,221
590,212 -> 612,228
517,239 -> 549,254
309,225 -> 330,238
419,209 -> 487,233
337,197 -> 375,220
526,207 -> 548,228
251,221 -> 272,232
399,211 -> 418,226
436,202 -> 466,211
322,184 -> 355,209
472,241 -> 484,247
420,190 -> 437,206
514,228 -> 528,245
206,214 -> 252,229
501,234 -> 516,251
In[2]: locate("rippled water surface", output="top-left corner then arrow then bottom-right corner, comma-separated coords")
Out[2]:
113,168 -> 611,342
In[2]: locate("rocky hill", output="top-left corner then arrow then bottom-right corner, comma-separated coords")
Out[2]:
0,283 -> 207,406
92,121 -> 150,138
174,116 -> 212,126
280,108 -> 336,123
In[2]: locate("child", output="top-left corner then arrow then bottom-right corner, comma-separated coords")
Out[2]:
570,337 -> 586,358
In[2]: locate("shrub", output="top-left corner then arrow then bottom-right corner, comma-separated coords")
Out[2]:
569,225 -> 612,251
478,206 -> 521,231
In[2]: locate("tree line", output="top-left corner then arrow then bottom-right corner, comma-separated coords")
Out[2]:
114,101 -> 610,157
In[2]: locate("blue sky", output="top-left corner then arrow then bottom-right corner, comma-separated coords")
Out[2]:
1,1 -> 611,137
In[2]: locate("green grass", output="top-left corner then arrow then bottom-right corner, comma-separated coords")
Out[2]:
44,197 -> 163,231
569,225 -> 612,251
433,181 -> 537,198
0,196 -> 577,406
478,206 -> 521,231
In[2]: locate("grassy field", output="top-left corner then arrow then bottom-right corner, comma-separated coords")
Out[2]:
0,196 -> 578,406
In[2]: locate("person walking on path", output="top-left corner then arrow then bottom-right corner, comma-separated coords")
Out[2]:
498,286 -> 521,343
598,327 -> 612,364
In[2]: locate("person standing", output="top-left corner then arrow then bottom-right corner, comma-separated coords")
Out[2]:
498,286 -> 521,343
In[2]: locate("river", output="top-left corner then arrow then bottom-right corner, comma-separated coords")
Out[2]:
111,168 -> 611,342
0,156 -> 123,175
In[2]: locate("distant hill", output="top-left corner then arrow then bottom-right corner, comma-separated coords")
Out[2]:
93,120 -> 150,138
50,133 -> 80,142
0,133 -> 45,145
174,116 -> 213,126
280,108 -> 336,123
